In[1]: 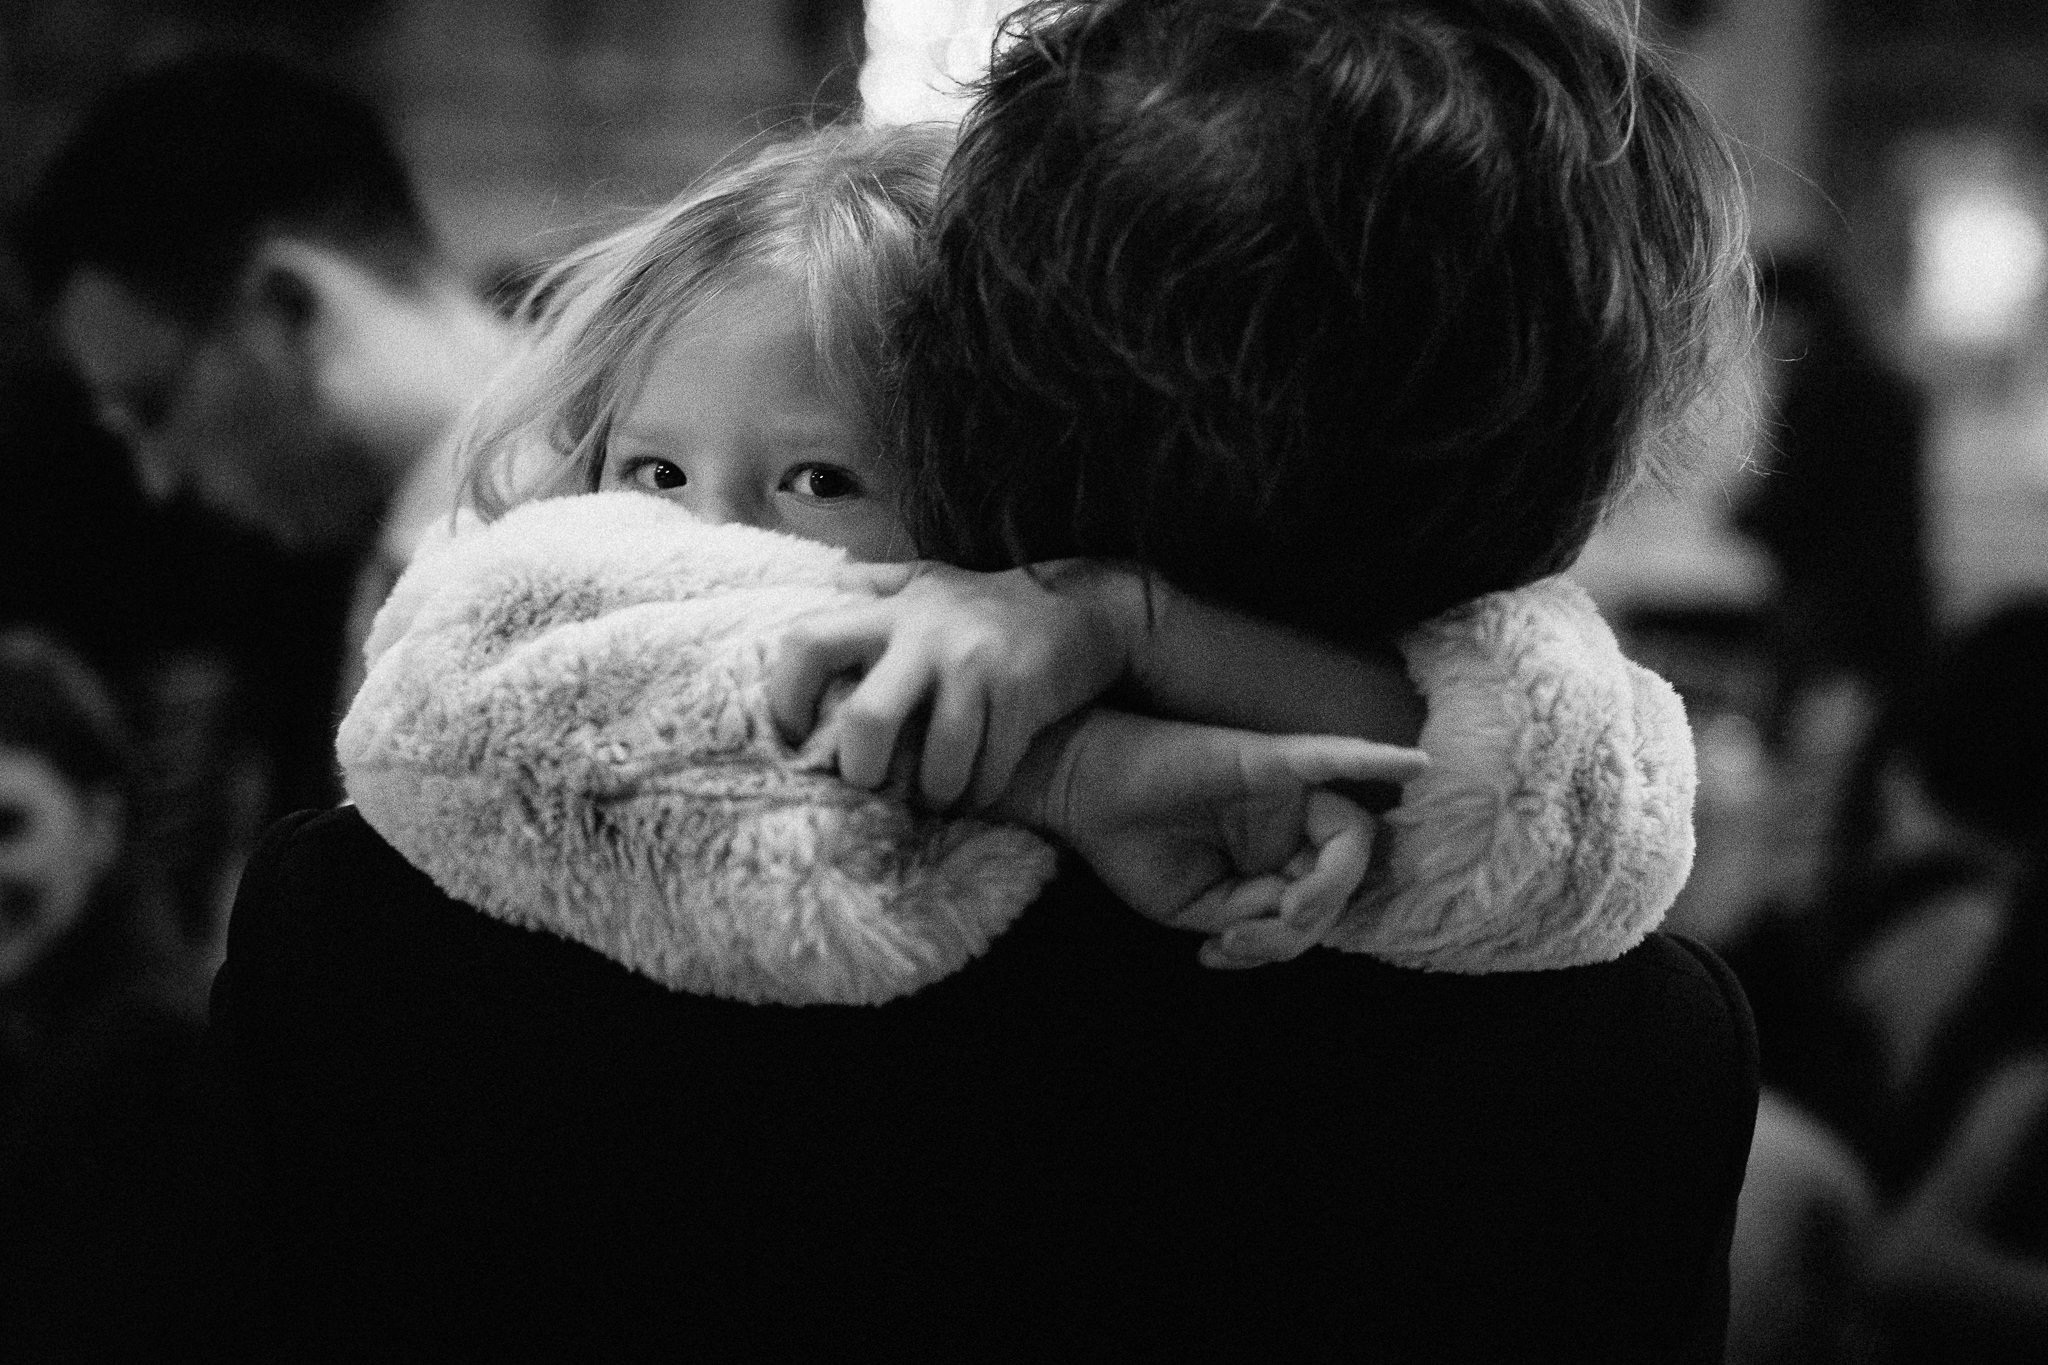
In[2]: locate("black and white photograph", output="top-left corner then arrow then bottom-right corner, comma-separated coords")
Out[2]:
1,1 -> 2043,1359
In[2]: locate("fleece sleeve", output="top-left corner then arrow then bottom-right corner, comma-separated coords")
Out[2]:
1324,576 -> 1696,972
335,492 -> 1057,1008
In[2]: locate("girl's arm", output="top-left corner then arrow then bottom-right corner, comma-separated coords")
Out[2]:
777,561 -> 1695,972
765,560 -> 1422,811
991,708 -> 1426,967
339,493 -> 1399,1001
1061,561 -> 1426,747
338,493 -> 1066,1008
1104,567 -> 1698,971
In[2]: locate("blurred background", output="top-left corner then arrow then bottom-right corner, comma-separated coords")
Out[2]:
6,0 -> 2048,1360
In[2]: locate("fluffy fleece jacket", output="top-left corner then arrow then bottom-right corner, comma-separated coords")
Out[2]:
1338,576 -> 1696,972
338,493 -> 1694,1004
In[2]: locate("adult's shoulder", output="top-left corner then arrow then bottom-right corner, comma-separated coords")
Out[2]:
210,818 -> 1758,1358
227,803 -> 621,970
237,803 -> 418,902
1313,928 -> 1755,1129
213,804 -> 682,1059
221,805 -> 466,985
1624,930 -> 1757,1039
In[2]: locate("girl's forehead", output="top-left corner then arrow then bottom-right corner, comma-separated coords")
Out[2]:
608,278 -> 876,442
624,271 -> 814,375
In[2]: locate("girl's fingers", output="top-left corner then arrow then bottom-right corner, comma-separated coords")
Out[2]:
1206,792 -> 1376,967
966,700 -> 1036,812
830,643 -> 936,789
832,560 -> 922,597
1199,936 -> 1268,970
918,683 -> 987,811
1209,916 -> 1316,966
1178,875 -> 1287,936
1306,786 -> 1375,852
1279,790 -> 1375,931
766,613 -> 887,742
1276,735 -> 1429,787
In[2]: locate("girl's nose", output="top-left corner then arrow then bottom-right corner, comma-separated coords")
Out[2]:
689,481 -> 762,532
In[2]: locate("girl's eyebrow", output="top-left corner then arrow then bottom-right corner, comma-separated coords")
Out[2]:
776,427 -> 862,449
611,412 -> 854,440
604,423 -> 669,447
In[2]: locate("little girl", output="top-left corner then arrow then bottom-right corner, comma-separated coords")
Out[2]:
338,120 -> 1694,1003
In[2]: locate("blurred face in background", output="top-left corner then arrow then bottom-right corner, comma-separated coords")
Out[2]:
53,265 -> 387,551
0,745 -> 121,989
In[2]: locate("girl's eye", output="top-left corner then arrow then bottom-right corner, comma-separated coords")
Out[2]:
630,458 -> 686,491
784,464 -> 862,501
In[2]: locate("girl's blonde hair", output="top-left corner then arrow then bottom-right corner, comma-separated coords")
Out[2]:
460,121 -> 954,519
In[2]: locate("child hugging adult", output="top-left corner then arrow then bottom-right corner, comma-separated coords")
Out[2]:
208,0 -> 1759,1359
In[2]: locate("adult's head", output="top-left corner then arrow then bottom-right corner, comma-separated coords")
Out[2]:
898,0 -> 1752,646
11,51 -> 495,551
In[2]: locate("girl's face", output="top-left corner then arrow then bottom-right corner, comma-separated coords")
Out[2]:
599,274 -> 914,562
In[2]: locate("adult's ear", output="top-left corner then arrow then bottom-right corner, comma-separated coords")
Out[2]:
229,237 -> 339,378
245,238 -> 485,467
248,247 -> 320,329
233,238 -> 428,440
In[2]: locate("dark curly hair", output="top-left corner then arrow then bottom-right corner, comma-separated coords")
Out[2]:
10,50 -> 435,325
896,0 -> 1753,644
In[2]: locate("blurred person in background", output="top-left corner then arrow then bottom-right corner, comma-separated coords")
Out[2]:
0,286 -> 280,970
1855,599 -> 2048,1361
7,49 -> 518,779
0,288 -> 175,685
0,631 -> 245,1358
1722,599 -> 2048,1362
1737,253 -> 1934,750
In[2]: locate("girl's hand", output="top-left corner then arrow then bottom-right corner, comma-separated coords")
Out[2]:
1194,790 -> 1379,968
1004,709 -> 1428,967
767,560 -> 1147,811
